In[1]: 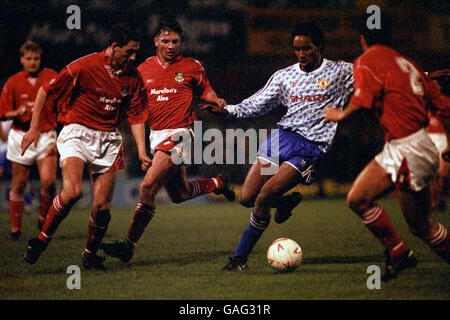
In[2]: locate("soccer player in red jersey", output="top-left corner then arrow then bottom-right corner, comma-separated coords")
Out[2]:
21,24 -> 150,270
325,14 -> 450,281
101,18 -> 235,263
0,41 -> 58,241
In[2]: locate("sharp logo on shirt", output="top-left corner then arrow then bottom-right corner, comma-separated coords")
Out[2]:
290,95 -> 330,102
317,79 -> 329,89
174,72 -> 184,83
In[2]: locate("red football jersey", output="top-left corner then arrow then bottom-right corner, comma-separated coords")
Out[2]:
138,55 -> 213,130
42,51 -> 148,131
0,68 -> 58,132
350,44 -> 450,141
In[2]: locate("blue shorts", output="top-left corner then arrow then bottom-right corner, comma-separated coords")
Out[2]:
257,128 -> 324,184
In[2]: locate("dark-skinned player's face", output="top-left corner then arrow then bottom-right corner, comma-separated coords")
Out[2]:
292,35 -> 322,72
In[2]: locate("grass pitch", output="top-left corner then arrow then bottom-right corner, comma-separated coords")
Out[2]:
0,197 -> 449,302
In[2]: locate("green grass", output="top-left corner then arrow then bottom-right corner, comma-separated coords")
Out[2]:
0,198 -> 449,301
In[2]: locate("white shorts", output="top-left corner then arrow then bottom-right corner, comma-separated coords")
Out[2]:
149,127 -> 194,163
375,128 -> 439,191
428,132 -> 447,154
57,124 -> 124,175
7,128 -> 57,166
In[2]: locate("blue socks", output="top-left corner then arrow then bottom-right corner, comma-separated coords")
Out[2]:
234,211 -> 270,261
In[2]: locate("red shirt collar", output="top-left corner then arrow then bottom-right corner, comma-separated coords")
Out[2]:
156,54 -> 183,67
22,70 -> 40,78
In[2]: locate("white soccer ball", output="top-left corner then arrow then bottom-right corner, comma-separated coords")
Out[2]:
267,238 -> 302,272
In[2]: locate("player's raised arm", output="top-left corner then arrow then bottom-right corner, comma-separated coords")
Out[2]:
21,86 -> 48,155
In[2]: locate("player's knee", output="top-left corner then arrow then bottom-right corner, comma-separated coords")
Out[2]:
139,180 -> 158,197
346,192 -> 370,214
63,184 -> 83,203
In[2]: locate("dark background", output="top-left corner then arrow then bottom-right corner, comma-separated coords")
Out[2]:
1,0 -> 448,185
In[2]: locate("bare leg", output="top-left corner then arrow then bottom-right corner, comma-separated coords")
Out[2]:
9,162 -> 30,234
36,154 -> 57,228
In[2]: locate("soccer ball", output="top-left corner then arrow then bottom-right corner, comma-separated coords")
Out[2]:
267,238 -> 302,272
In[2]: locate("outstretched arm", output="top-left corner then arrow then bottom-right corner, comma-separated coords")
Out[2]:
202,89 -> 227,108
324,102 -> 361,122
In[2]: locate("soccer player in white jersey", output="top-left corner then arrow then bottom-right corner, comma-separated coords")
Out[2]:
205,21 -> 354,270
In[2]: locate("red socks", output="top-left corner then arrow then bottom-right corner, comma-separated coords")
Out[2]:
126,202 -> 155,246
425,223 -> 450,264
9,191 -> 24,232
188,177 -> 224,199
85,210 -> 111,255
38,189 -> 55,226
38,194 -> 71,243
360,204 -> 408,259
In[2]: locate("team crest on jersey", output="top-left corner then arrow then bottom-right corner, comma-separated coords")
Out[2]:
175,72 -> 184,83
317,79 -> 329,89
121,86 -> 129,96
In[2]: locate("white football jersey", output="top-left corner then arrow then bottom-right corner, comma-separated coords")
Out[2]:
225,59 -> 354,152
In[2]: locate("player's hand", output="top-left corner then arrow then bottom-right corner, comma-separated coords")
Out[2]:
140,154 -> 152,171
199,103 -> 229,115
442,147 -> 450,162
324,107 -> 345,122
215,98 -> 227,108
17,106 -> 27,117
21,129 -> 40,155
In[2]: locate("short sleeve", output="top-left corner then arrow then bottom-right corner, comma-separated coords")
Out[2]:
349,61 -> 383,109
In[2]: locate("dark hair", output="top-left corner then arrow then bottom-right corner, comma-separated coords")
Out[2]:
153,17 -> 183,38
359,12 -> 393,46
291,21 -> 324,51
108,23 -> 140,47
20,40 -> 43,56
